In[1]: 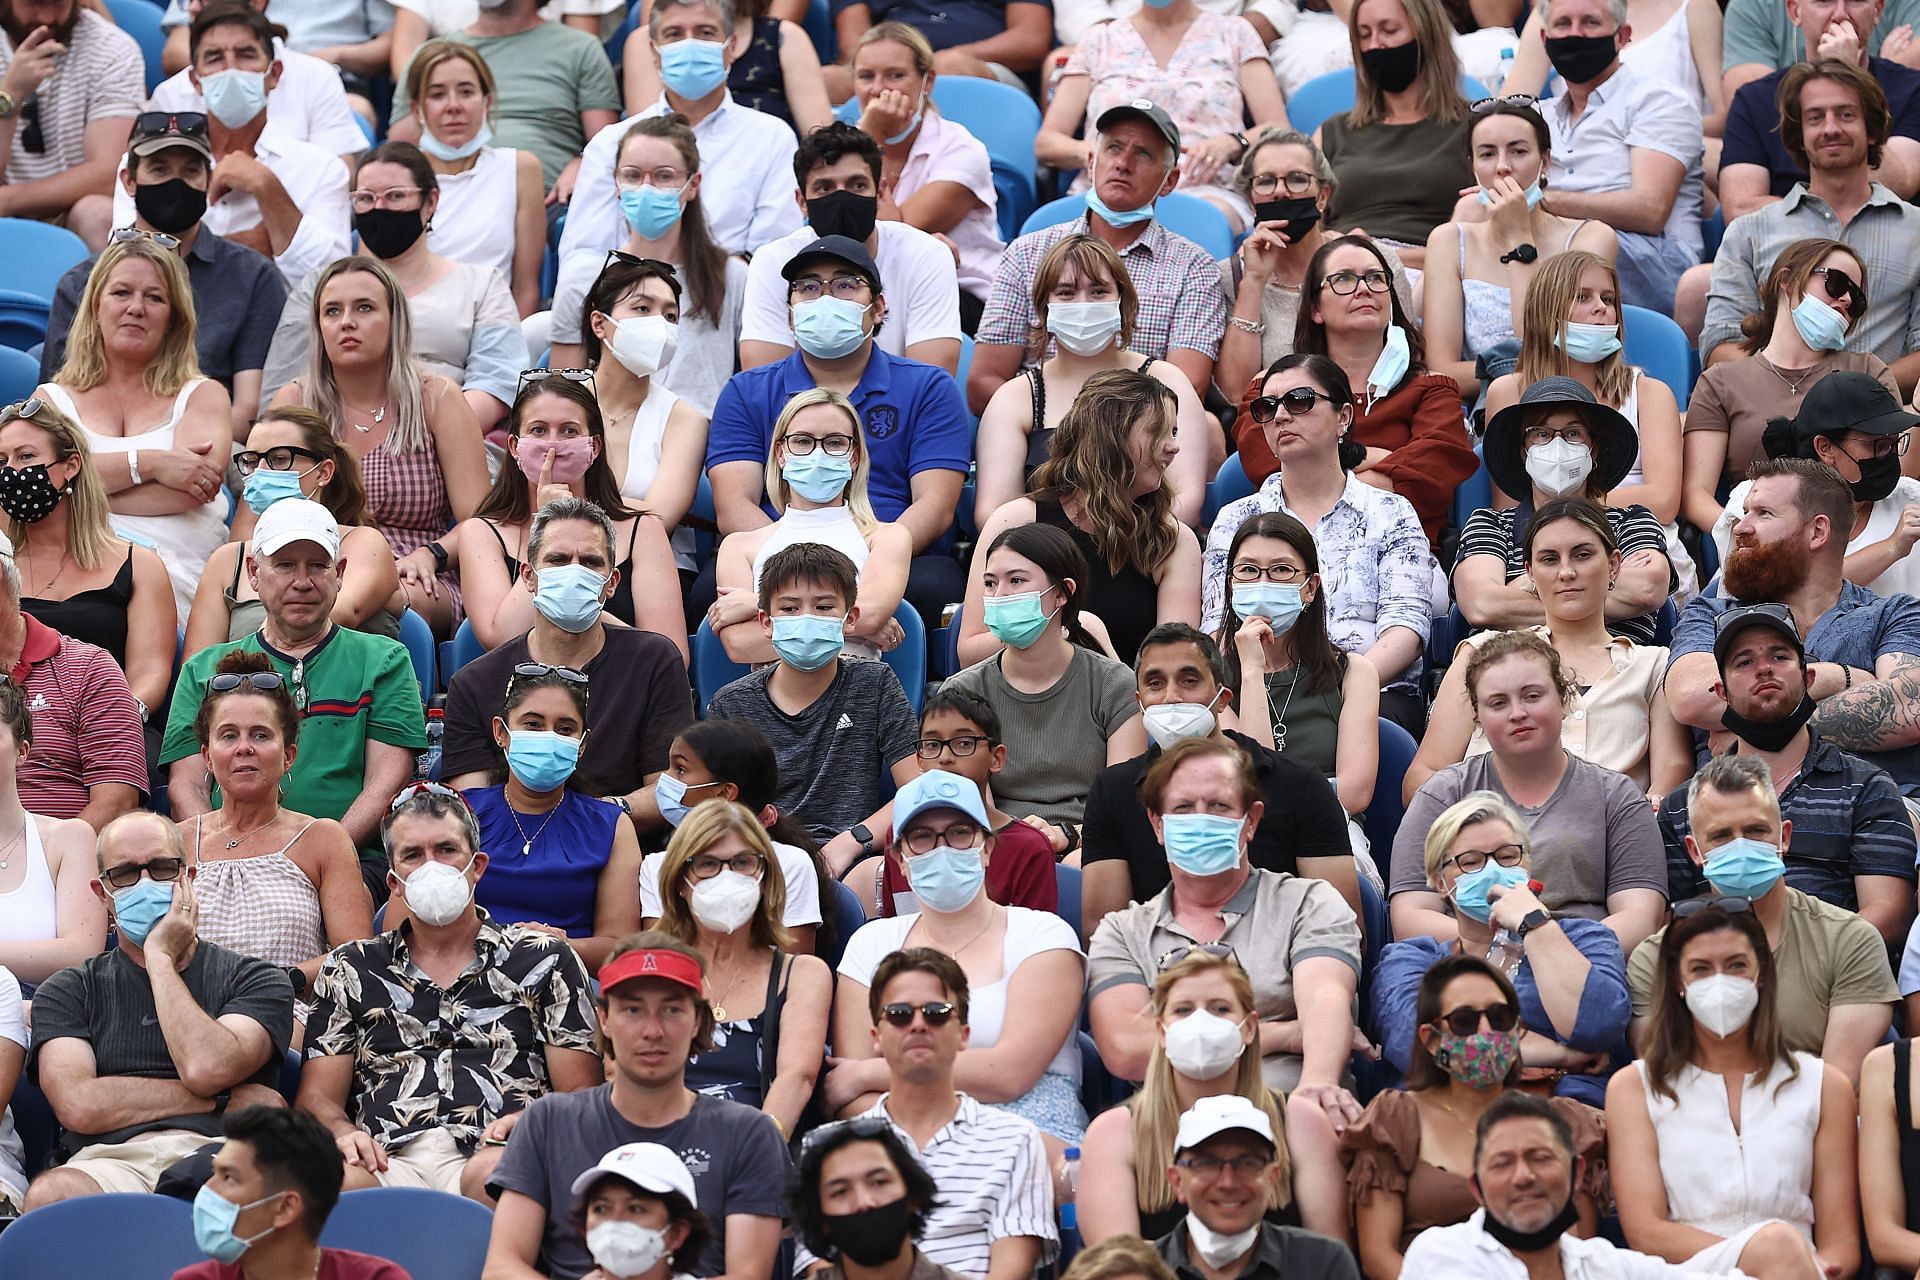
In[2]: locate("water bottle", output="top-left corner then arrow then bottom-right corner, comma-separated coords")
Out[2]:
1487,927 -> 1525,978
416,695 -> 445,781
1495,46 -> 1516,89
1059,1146 -> 1081,1233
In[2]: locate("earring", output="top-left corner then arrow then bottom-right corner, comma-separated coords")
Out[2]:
1433,1044 -> 1451,1070
1607,578 -> 1617,591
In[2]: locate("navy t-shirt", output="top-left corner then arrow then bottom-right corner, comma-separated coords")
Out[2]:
1721,56 -> 1920,197
827,0 -> 1048,49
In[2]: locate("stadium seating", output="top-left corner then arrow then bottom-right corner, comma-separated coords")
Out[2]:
0,1194 -> 203,1278
105,0 -> 168,94
0,219 -> 88,352
318,1188 -> 493,1280
1622,303 -> 1695,410
1020,192 -> 1235,260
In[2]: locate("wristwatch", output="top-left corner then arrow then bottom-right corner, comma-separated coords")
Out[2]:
426,540 -> 449,571
1229,131 -> 1249,160
0,92 -> 17,120
851,823 -> 877,857
1516,907 -> 1554,936
1500,243 -> 1539,265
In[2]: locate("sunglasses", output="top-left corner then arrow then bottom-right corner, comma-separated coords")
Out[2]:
0,397 -> 45,422
1248,387 -> 1335,423
134,111 -> 210,140
101,855 -> 187,891
1470,93 -> 1541,113
1431,1002 -> 1517,1037
207,671 -> 286,694
511,661 -> 588,684
110,227 -> 181,251
388,780 -> 471,814
878,1001 -> 957,1028
517,368 -> 595,395
20,99 -> 42,156
1672,895 -> 1752,920
799,1114 -> 892,1153
603,249 -> 680,278
1808,266 -> 1864,312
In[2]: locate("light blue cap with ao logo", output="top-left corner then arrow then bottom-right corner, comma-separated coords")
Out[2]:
892,769 -> 989,832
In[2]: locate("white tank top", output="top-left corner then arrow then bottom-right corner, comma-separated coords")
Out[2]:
1616,367 -> 1645,489
0,815 -> 58,944
750,505 -> 878,660
1620,1 -> 1707,116
618,381 -> 695,572
426,146 -> 520,281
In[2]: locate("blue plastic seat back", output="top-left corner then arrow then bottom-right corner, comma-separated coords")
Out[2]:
0,219 -> 89,301
929,77 -> 1042,236
693,618 -> 751,712
396,608 -> 436,701
882,604 -> 927,715
105,0 -> 168,92
1363,717 -> 1419,854
822,878 -> 867,974
802,0 -> 836,62
1622,303 -> 1695,410
0,1193 -> 203,1278
1287,68 -> 1489,136
1018,192 -> 1234,259
318,1188 -> 494,1280
1214,453 -> 1255,508
0,342 -> 40,403
1055,862 -> 1082,938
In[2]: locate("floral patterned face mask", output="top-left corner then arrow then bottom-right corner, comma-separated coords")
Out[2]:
1431,1027 -> 1523,1088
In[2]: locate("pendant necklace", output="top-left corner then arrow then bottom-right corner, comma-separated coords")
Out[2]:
508,803 -> 559,857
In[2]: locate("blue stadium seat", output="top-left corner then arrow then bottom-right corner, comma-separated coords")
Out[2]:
605,0 -> 639,64
1362,717 -> 1419,854
802,0 -> 836,63
693,618 -> 750,712
1451,450 -> 1492,534
1213,452 -> 1255,510
318,1188 -> 493,1280
105,0 -> 168,93
823,878 -> 866,974
1019,192 -> 1234,259
397,608 -> 436,701
1285,68 -> 1491,136
0,343 -> 39,404
1622,303 -> 1694,410
0,1194 -> 203,1278
1653,597 -> 1678,647
0,219 -> 89,351
1055,862 -> 1081,938
929,77 -> 1043,240
439,618 -> 485,690
940,602 -> 964,677
11,1074 -> 54,1176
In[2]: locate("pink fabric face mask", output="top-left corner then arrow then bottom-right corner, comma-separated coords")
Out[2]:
515,436 -> 595,485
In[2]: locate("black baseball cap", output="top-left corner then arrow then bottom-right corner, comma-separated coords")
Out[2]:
1712,603 -> 1804,670
780,235 -> 882,293
1094,99 -> 1182,154
1761,370 -> 1920,459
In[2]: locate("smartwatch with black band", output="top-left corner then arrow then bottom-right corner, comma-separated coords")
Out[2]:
851,823 -> 877,857
1516,907 -> 1553,936
1500,243 -> 1539,265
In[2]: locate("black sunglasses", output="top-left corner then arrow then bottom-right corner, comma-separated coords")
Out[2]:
207,671 -> 286,694
101,855 -> 187,891
20,98 -> 42,156
1248,387 -> 1336,423
517,368 -> 595,395
878,1001 -> 957,1028
1672,895 -> 1753,920
134,110 -> 210,140
799,1114 -> 893,1153
603,249 -> 680,279
1431,1002 -> 1517,1037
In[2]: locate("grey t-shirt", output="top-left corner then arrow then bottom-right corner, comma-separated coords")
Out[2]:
940,647 -> 1138,825
706,659 -> 919,841
29,942 -> 294,1150
488,1086 -> 791,1280
1388,752 -> 1668,918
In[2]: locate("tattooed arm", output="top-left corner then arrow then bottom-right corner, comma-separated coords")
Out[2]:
1809,653 -> 1920,752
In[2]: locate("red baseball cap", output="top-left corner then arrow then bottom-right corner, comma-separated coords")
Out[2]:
599,948 -> 705,995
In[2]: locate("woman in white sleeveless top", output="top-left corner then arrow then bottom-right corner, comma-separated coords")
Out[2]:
0,679 -> 104,987
41,235 -> 233,620
709,388 -> 912,664
1606,893 -> 1859,1280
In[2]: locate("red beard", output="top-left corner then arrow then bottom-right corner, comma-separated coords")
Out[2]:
1723,536 -> 1809,602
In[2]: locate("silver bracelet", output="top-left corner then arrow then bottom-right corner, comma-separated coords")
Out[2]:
1229,315 -> 1267,336
127,449 -> 141,485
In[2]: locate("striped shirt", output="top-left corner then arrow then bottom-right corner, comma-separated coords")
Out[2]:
10,615 -> 146,818
1453,503 -> 1672,646
1659,735 -> 1918,908
0,12 -> 142,185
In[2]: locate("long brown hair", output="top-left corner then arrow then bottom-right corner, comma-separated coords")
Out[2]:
1739,237 -> 1865,356
475,377 -> 637,527
1642,904 -> 1797,1102
1514,251 -> 1633,404
617,115 -> 727,325
1026,233 -> 1138,362
1345,0 -> 1467,128
1293,236 -> 1427,376
1405,953 -> 1524,1090
1028,368 -> 1179,577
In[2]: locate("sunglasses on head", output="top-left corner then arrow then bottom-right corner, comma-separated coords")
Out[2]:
207,671 -> 286,694
517,368 -> 595,396
1156,942 -> 1238,971
798,1114 -> 893,1153
388,780 -> 471,814
1431,1002 -> 1517,1037
1672,895 -> 1752,920
603,249 -> 680,278
0,397 -> 45,423
878,1001 -> 957,1028
133,111 -> 209,140
1470,93 -> 1540,113
110,227 -> 181,251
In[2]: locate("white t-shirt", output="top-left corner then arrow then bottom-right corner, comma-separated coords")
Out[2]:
837,905 -> 1084,1081
739,220 -> 963,357
391,0 -> 625,35
638,839 -> 823,928
0,964 -> 26,1205
1715,475 -> 1920,600
148,40 -> 368,157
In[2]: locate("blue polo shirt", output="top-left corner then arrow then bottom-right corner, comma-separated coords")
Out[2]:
827,0 -> 1047,51
706,345 -> 973,552
1721,56 -> 1920,198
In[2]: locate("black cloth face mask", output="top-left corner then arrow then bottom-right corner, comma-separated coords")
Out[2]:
1479,1191 -> 1580,1254
822,1198 -> 914,1267
807,189 -> 878,243
354,208 -> 426,260
134,178 -> 207,235
1722,691 -> 1816,753
1543,31 -> 1619,85
0,464 -> 63,523
1359,40 -> 1422,93
1252,196 -> 1320,241
1850,450 -> 1901,502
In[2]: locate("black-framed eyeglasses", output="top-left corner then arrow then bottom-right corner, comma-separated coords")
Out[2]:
799,1114 -> 893,1153
1672,895 -> 1752,920
1430,1002 -> 1517,1037
101,855 -> 187,891
1228,561 -> 1307,584
234,445 -> 323,476
689,851 -> 765,880
1320,268 -> 1391,296
780,432 -> 854,457
788,275 -> 871,303
1470,93 -> 1541,113
388,779 -> 472,814
110,227 -> 181,251
1446,842 -> 1525,875
517,368 -> 595,395
207,671 -> 286,694
134,110 -> 209,140
1839,431 -> 1911,460
878,1001 -> 958,1028
915,734 -> 992,759
899,820 -> 984,855
21,99 -> 44,156
1157,942 -> 1238,971
0,397 -> 46,422
1174,1154 -> 1274,1178
1248,386 -> 1334,423
1249,170 -> 1319,198
1808,266 -> 1864,312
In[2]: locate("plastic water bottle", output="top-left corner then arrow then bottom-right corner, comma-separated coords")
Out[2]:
1487,927 -> 1525,978
416,695 -> 444,781
1495,46 -> 1516,89
1059,1146 -> 1081,1233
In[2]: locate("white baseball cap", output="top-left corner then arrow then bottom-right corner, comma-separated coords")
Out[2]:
568,1142 -> 699,1205
1174,1095 -> 1276,1154
251,498 -> 341,559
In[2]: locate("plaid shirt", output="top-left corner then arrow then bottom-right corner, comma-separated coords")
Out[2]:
977,214 -> 1229,360
305,911 -> 599,1154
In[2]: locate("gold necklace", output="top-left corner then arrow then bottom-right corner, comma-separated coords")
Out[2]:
708,953 -> 755,1022
217,809 -> 281,850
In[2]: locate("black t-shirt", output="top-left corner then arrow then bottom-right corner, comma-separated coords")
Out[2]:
1081,729 -> 1352,902
441,628 -> 694,796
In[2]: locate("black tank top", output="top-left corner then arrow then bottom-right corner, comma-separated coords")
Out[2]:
22,547 -> 134,666
1894,1038 -> 1920,1228
1021,356 -> 1158,482
1035,499 -> 1160,664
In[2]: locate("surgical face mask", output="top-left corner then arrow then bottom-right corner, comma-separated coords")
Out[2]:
1702,837 -> 1785,899
1232,582 -> 1303,633
586,1220 -> 671,1278
605,313 -> 679,379
1185,1213 -> 1261,1269
906,846 -> 986,912
690,868 -> 762,934
1684,972 -> 1760,1038
1524,436 -> 1594,497
771,613 -> 844,671
112,877 -> 174,946
1047,301 -> 1123,356
659,38 -> 729,99
0,463 -> 65,523
1450,862 -> 1529,924
882,99 -> 924,146
419,118 -> 492,162
514,436 -> 595,486
1087,182 -> 1156,228
654,773 -> 722,827
134,177 -> 207,235
806,189 -> 878,243
400,854 -> 476,928
1555,320 -> 1621,364
192,1185 -> 283,1264
781,450 -> 853,504
982,588 -> 1058,649
1791,293 -> 1849,352
620,182 -> 688,240
240,465 -> 308,515
533,564 -> 609,633
1366,325 -> 1411,402
200,68 -> 269,129
1162,1008 -> 1246,1079
504,728 -> 580,793
1142,691 -> 1222,750
1161,813 -> 1244,877
1478,178 -> 1545,209
792,296 -> 871,360
1433,1026 -> 1523,1088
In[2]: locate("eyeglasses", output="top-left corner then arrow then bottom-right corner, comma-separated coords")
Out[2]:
915,734 -> 992,759
780,432 -> 855,457
1249,170 -> 1319,198
21,99 -> 44,156
1157,942 -> 1238,971
207,671 -> 286,694
788,275 -> 872,303
349,186 -> 425,213
1523,423 -> 1592,448
1470,93 -> 1541,113
101,855 -> 187,891
1174,1154 -> 1274,1178
1228,561 -> 1307,584
1840,432 -> 1911,460
898,820 -> 984,854
517,368 -> 595,396
1320,268 -> 1391,296
1447,842 -> 1525,875
1808,266 -> 1864,311
1672,895 -> 1753,919
110,227 -> 181,251
878,1001 -> 958,1028
134,110 -> 209,139
1248,387 -> 1335,423
1430,1002 -> 1518,1037
234,445 -> 323,475
614,166 -> 689,189
689,851 -> 765,879
388,780 -> 472,814
0,397 -> 46,422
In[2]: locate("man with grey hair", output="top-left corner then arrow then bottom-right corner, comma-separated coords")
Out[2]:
557,0 -> 802,260
24,811 -> 293,1206
0,528 -> 145,830
1627,750 -> 1896,1084
1533,0 -> 1705,317
442,496 -> 693,833
297,781 -> 601,1203
161,499 -> 426,898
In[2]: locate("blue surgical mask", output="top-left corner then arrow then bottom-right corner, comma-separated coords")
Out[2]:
242,466 -> 307,515
112,877 -> 174,946
983,589 -> 1058,649
655,773 -> 723,827
906,846 -> 986,912
792,296 -> 871,359
1087,184 -> 1156,228
419,119 -> 492,162
1232,583 -> 1303,633
771,614 -> 844,670
619,183 -> 687,240
1477,178 -> 1545,208
200,68 -> 269,129
782,450 -> 853,503
505,729 -> 581,792
1161,813 -> 1245,877
1791,293 -> 1848,352
1556,320 -> 1621,364
1451,862 -> 1529,923
883,98 -> 924,146
1703,837 -> 1786,899
1366,325 -> 1411,401
533,564 -> 608,634
193,1184 -> 282,1264
659,38 -> 729,99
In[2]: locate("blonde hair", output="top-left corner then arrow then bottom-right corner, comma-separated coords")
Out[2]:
56,238 -> 201,395
1346,0 -> 1467,128
1421,790 -> 1531,885
1060,1237 -> 1178,1280
655,799 -> 793,951
1131,950 -> 1292,1216
0,401 -> 116,569
850,20 -> 934,74
300,257 -> 430,454
764,389 -> 880,536
1514,251 -> 1633,406
405,39 -> 498,128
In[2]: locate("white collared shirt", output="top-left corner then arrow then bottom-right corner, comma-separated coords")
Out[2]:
147,39 -> 368,157
738,219 -> 962,356
1402,1211 -> 1754,1280
558,93 -> 804,259
1544,62 -> 1704,252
